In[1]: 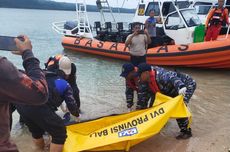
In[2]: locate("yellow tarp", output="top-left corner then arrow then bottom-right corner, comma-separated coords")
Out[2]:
63,93 -> 192,152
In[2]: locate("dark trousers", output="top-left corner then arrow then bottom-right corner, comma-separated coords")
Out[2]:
16,104 -> 67,144
176,118 -> 190,131
148,37 -> 164,48
130,55 -> 146,67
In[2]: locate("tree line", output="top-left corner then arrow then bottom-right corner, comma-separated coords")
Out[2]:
0,0 -> 135,13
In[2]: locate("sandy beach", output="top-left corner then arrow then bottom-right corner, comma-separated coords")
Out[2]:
11,68 -> 230,152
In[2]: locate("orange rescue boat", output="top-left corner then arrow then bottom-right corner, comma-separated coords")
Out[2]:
62,35 -> 230,69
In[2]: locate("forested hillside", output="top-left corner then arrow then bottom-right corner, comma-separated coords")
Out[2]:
0,0 -> 135,13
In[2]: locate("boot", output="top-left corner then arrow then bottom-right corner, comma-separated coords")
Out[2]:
127,102 -> 134,108
176,128 -> 192,140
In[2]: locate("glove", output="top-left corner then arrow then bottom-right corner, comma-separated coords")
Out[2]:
178,87 -> 187,96
63,112 -> 71,124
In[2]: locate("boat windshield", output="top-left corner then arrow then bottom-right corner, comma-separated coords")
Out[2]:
165,11 -> 186,30
194,2 -> 213,15
181,9 -> 202,27
145,1 -> 190,17
145,2 -> 160,16
175,1 -> 191,9
163,1 -> 190,16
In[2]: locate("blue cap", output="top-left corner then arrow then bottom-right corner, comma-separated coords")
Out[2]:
120,63 -> 135,77
135,63 -> 152,76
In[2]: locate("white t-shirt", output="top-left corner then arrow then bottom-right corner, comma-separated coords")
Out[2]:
126,34 -> 147,56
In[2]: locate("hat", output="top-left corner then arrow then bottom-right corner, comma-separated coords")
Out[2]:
120,63 -> 135,77
135,63 -> 152,76
59,56 -> 72,75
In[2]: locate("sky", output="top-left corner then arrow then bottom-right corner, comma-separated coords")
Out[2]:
53,0 -> 139,9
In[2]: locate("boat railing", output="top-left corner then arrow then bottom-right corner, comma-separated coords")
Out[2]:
52,20 -> 78,36
52,0 -> 93,39
225,25 -> 230,39
96,0 -> 116,23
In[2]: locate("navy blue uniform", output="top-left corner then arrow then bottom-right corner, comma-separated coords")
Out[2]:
16,72 -> 79,144
138,66 -> 196,132
45,72 -> 79,116
46,55 -> 81,108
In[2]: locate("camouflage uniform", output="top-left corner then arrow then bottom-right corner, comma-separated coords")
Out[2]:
125,78 -> 139,108
138,66 -> 196,133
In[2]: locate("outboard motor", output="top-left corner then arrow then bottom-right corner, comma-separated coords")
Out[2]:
64,21 -> 78,34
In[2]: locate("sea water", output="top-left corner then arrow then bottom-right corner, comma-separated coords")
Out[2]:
0,8 -> 230,152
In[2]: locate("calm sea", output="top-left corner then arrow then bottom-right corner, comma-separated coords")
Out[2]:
0,8 -> 134,118
0,8 -> 230,152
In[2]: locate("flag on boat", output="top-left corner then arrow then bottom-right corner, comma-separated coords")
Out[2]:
63,93 -> 192,152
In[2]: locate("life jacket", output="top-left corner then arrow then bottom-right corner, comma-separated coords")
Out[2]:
126,67 -> 138,91
210,7 -> 225,25
148,69 -> 160,93
45,54 -> 63,70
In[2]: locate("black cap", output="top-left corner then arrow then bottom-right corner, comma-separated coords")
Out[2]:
135,63 -> 152,76
120,63 -> 135,77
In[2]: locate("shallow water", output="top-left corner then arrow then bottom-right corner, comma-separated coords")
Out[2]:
0,8 -> 230,152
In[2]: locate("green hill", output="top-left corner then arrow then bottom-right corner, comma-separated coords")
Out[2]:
0,0 -> 135,13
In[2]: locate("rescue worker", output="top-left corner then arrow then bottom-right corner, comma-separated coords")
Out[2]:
120,63 -> 140,109
136,63 -> 196,139
16,56 -> 80,152
205,0 -> 229,41
145,10 -> 162,48
125,22 -> 151,66
45,54 -> 81,109
0,35 -> 48,152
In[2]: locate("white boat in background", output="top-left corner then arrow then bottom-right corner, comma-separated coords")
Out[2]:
53,0 -> 201,44
132,0 -> 191,23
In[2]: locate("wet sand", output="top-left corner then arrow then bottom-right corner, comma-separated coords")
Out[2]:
11,67 -> 230,152
131,68 -> 230,152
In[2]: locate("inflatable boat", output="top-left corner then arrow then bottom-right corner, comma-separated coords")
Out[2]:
53,0 -> 230,69
62,34 -> 230,69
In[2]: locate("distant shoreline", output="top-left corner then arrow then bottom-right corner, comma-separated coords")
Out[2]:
0,7 -> 135,14
0,0 -> 135,14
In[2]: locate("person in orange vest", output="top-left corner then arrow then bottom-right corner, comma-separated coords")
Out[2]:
135,63 -> 196,139
120,63 -> 140,110
205,0 -> 229,41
